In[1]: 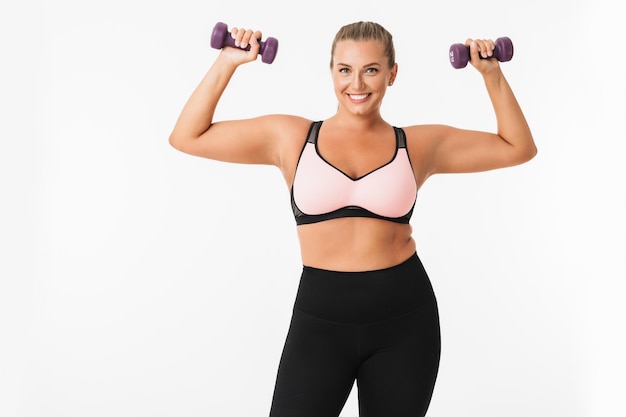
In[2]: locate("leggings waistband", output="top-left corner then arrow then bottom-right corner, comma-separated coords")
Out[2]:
295,253 -> 436,325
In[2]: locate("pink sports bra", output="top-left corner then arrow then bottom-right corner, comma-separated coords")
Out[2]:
291,121 -> 418,225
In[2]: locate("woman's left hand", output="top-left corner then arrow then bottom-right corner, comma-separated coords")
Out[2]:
465,38 -> 501,75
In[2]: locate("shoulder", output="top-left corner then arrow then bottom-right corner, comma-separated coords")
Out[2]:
401,124 -> 452,140
401,123 -> 462,153
399,124 -> 456,182
256,115 -> 316,178
400,124 -> 449,154
254,114 -> 314,141
256,114 -> 313,129
262,115 -> 315,152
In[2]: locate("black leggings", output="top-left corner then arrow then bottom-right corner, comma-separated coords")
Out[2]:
269,253 -> 440,417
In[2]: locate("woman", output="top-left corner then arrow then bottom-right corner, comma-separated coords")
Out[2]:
169,21 -> 536,417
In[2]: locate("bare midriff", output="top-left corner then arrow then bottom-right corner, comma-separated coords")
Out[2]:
296,217 -> 416,272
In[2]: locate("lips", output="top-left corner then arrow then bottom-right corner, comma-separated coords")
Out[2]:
348,93 -> 370,101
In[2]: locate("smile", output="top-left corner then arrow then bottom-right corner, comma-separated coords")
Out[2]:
348,93 -> 370,101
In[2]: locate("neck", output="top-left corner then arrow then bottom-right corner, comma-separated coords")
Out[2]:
330,110 -> 387,131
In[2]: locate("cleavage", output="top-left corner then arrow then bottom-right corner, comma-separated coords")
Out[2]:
316,133 -> 397,180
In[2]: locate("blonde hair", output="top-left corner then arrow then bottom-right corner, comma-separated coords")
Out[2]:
330,21 -> 396,69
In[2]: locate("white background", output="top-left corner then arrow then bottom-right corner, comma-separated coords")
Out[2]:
2,0 -> 625,416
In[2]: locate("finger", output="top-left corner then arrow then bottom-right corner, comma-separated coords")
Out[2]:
465,38 -> 481,61
468,39 -> 481,62
484,39 -> 495,57
474,39 -> 487,58
239,29 -> 255,48
251,30 -> 263,44
477,39 -> 495,58
230,27 -> 251,48
230,27 -> 241,46
248,33 -> 261,54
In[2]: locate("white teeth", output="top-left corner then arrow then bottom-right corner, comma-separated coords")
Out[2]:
349,94 -> 368,100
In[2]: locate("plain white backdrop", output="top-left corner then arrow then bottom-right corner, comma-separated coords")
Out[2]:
2,0 -> 625,416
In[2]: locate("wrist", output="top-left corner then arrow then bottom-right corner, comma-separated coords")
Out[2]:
213,52 -> 243,72
482,68 -> 504,88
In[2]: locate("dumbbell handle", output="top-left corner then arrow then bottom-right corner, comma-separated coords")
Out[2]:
219,33 -> 271,53
449,37 -> 513,69
210,21 -> 279,64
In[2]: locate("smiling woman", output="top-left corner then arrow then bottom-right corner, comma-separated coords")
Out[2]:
169,20 -> 536,417
331,39 -> 395,117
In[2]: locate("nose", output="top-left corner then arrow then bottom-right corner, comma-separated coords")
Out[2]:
351,73 -> 365,90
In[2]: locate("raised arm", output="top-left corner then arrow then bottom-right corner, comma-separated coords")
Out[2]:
168,26 -> 304,166
413,38 -> 537,176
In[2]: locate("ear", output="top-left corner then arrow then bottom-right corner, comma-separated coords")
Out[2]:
389,63 -> 398,86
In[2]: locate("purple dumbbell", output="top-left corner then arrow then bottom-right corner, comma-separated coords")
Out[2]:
210,21 -> 279,64
448,37 -> 514,69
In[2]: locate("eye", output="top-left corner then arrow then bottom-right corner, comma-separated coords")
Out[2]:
338,67 -> 350,74
365,67 -> 379,74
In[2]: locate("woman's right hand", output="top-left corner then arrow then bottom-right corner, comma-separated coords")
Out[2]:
219,26 -> 263,65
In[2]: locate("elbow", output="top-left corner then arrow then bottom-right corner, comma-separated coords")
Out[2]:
525,136 -> 538,162
168,132 -> 185,152
503,131 -> 537,165
515,141 -> 538,165
168,133 -> 178,149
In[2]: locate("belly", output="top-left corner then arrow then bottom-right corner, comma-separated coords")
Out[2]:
296,217 -> 416,271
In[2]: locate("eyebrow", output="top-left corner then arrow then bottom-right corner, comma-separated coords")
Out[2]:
336,62 -> 382,68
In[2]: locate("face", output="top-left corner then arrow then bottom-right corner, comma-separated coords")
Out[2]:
331,40 -> 397,117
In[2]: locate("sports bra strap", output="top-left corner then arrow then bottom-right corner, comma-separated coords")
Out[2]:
306,121 -> 322,144
394,126 -> 407,148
